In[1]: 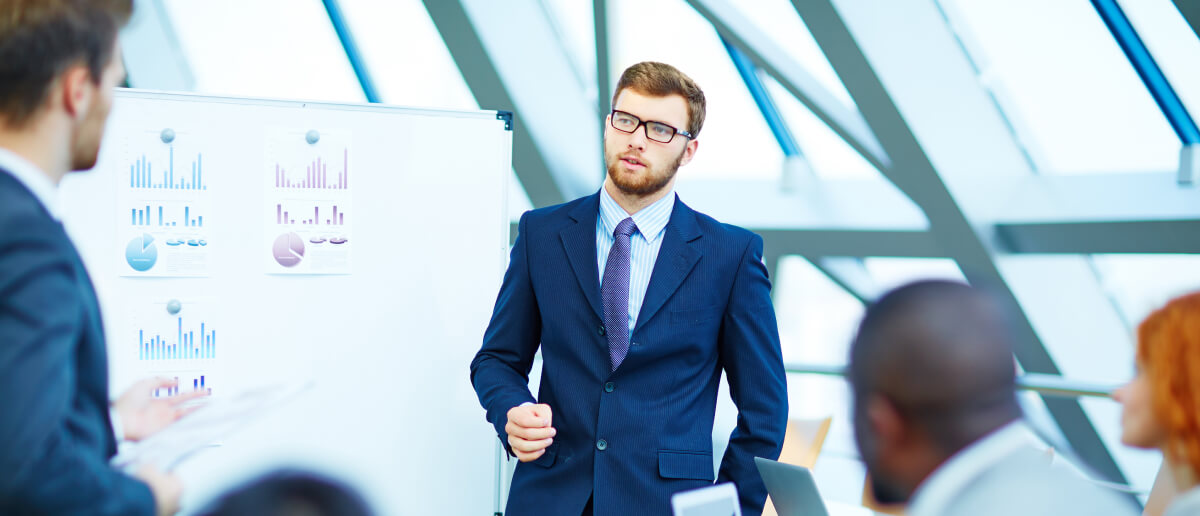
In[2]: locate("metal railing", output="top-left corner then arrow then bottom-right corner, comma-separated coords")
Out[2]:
785,363 -> 1119,398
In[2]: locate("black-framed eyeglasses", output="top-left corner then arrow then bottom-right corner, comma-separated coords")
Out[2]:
609,110 -> 693,143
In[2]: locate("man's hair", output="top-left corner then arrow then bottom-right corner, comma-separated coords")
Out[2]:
197,469 -> 374,516
612,61 -> 706,138
849,279 -> 1021,453
0,0 -> 132,126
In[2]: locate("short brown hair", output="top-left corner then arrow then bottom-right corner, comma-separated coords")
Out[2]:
612,61 -> 706,138
0,0 -> 132,126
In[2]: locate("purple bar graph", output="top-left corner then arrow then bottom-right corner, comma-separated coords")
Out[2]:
273,148 -> 349,190
275,204 -> 345,226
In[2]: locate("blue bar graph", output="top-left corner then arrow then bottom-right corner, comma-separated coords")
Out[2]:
128,148 -> 208,190
129,204 -> 205,227
152,374 -> 210,398
138,316 -> 216,361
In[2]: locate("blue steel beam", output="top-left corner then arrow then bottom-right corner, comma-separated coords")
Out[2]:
721,36 -> 801,157
321,0 -> 381,103
1092,0 -> 1200,144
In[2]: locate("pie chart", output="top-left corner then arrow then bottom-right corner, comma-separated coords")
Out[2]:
273,232 -> 304,267
125,233 -> 158,271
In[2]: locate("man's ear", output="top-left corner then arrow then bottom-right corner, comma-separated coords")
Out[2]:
867,395 -> 906,449
678,138 -> 699,167
58,65 -> 95,121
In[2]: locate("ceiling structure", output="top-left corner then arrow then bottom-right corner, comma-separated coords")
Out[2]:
121,0 -> 1200,506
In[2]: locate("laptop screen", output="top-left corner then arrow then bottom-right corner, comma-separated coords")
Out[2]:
671,483 -> 742,516
754,457 -> 831,516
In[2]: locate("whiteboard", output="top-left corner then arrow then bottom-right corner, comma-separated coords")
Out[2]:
58,89 -> 510,514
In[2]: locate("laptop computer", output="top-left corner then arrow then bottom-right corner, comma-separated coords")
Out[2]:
754,457 -> 830,516
670,482 -> 742,516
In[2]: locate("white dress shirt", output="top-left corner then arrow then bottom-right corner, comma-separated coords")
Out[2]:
0,147 -> 60,219
907,420 -> 1036,516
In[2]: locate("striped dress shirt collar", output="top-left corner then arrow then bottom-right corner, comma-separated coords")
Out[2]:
597,186 -> 674,245
596,186 -> 675,336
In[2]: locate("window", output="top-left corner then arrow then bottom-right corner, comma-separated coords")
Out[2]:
335,0 -> 477,110
163,0 -> 363,102
938,0 -> 1179,175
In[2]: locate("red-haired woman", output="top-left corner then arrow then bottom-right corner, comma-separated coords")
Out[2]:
1114,292 -> 1200,516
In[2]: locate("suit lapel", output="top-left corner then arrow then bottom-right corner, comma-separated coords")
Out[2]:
560,194 -> 604,320
634,197 -> 702,333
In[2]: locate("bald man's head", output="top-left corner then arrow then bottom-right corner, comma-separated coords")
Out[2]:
848,280 -> 1023,503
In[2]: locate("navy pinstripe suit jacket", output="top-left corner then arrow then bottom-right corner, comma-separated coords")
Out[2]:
0,170 -> 154,514
471,192 -> 788,515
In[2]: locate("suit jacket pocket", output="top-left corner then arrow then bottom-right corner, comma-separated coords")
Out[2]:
669,306 -> 723,326
530,447 -> 557,468
658,450 -> 714,480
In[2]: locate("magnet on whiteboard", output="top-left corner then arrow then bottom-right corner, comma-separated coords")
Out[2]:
167,299 -> 182,315
305,130 -> 320,144
161,128 -> 176,144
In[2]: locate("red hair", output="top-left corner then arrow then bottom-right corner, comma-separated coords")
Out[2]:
1138,291 -> 1200,478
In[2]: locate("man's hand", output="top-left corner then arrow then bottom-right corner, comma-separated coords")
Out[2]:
114,377 -> 208,442
505,403 -> 556,462
133,464 -> 182,516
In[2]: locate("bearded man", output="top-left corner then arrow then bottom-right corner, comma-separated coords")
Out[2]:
470,61 -> 787,516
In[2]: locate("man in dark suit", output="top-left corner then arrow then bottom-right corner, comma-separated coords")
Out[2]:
471,61 -> 788,515
0,1 -> 204,514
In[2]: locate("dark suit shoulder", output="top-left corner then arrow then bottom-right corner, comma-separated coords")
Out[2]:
0,171 -> 63,240
679,200 -> 759,246
516,193 -> 598,237
0,172 -> 76,287
523,194 -> 595,222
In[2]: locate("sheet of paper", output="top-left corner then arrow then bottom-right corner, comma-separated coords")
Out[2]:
112,381 -> 313,472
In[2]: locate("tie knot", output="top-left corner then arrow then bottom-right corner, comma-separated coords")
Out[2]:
614,217 -> 637,238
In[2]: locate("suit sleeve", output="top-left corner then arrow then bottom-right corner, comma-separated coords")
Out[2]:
716,233 -> 788,515
469,211 -> 542,450
0,233 -> 155,515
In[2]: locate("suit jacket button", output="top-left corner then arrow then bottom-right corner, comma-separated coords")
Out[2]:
597,325 -> 606,336
596,439 -> 608,451
604,382 -> 614,393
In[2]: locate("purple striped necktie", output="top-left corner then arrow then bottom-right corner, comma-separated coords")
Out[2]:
602,217 -> 637,371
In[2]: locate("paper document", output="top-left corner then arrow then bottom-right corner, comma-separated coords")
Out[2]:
112,381 -> 313,472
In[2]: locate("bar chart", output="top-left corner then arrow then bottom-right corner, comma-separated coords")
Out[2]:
264,130 -> 353,274
153,373 -> 212,397
129,147 -> 207,190
275,203 -> 346,226
274,148 -> 349,190
130,204 -> 205,227
138,316 -> 216,361
118,132 -> 214,277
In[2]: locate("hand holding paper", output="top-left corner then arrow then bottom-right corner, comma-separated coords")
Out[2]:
112,381 -> 312,473
114,376 -> 210,441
